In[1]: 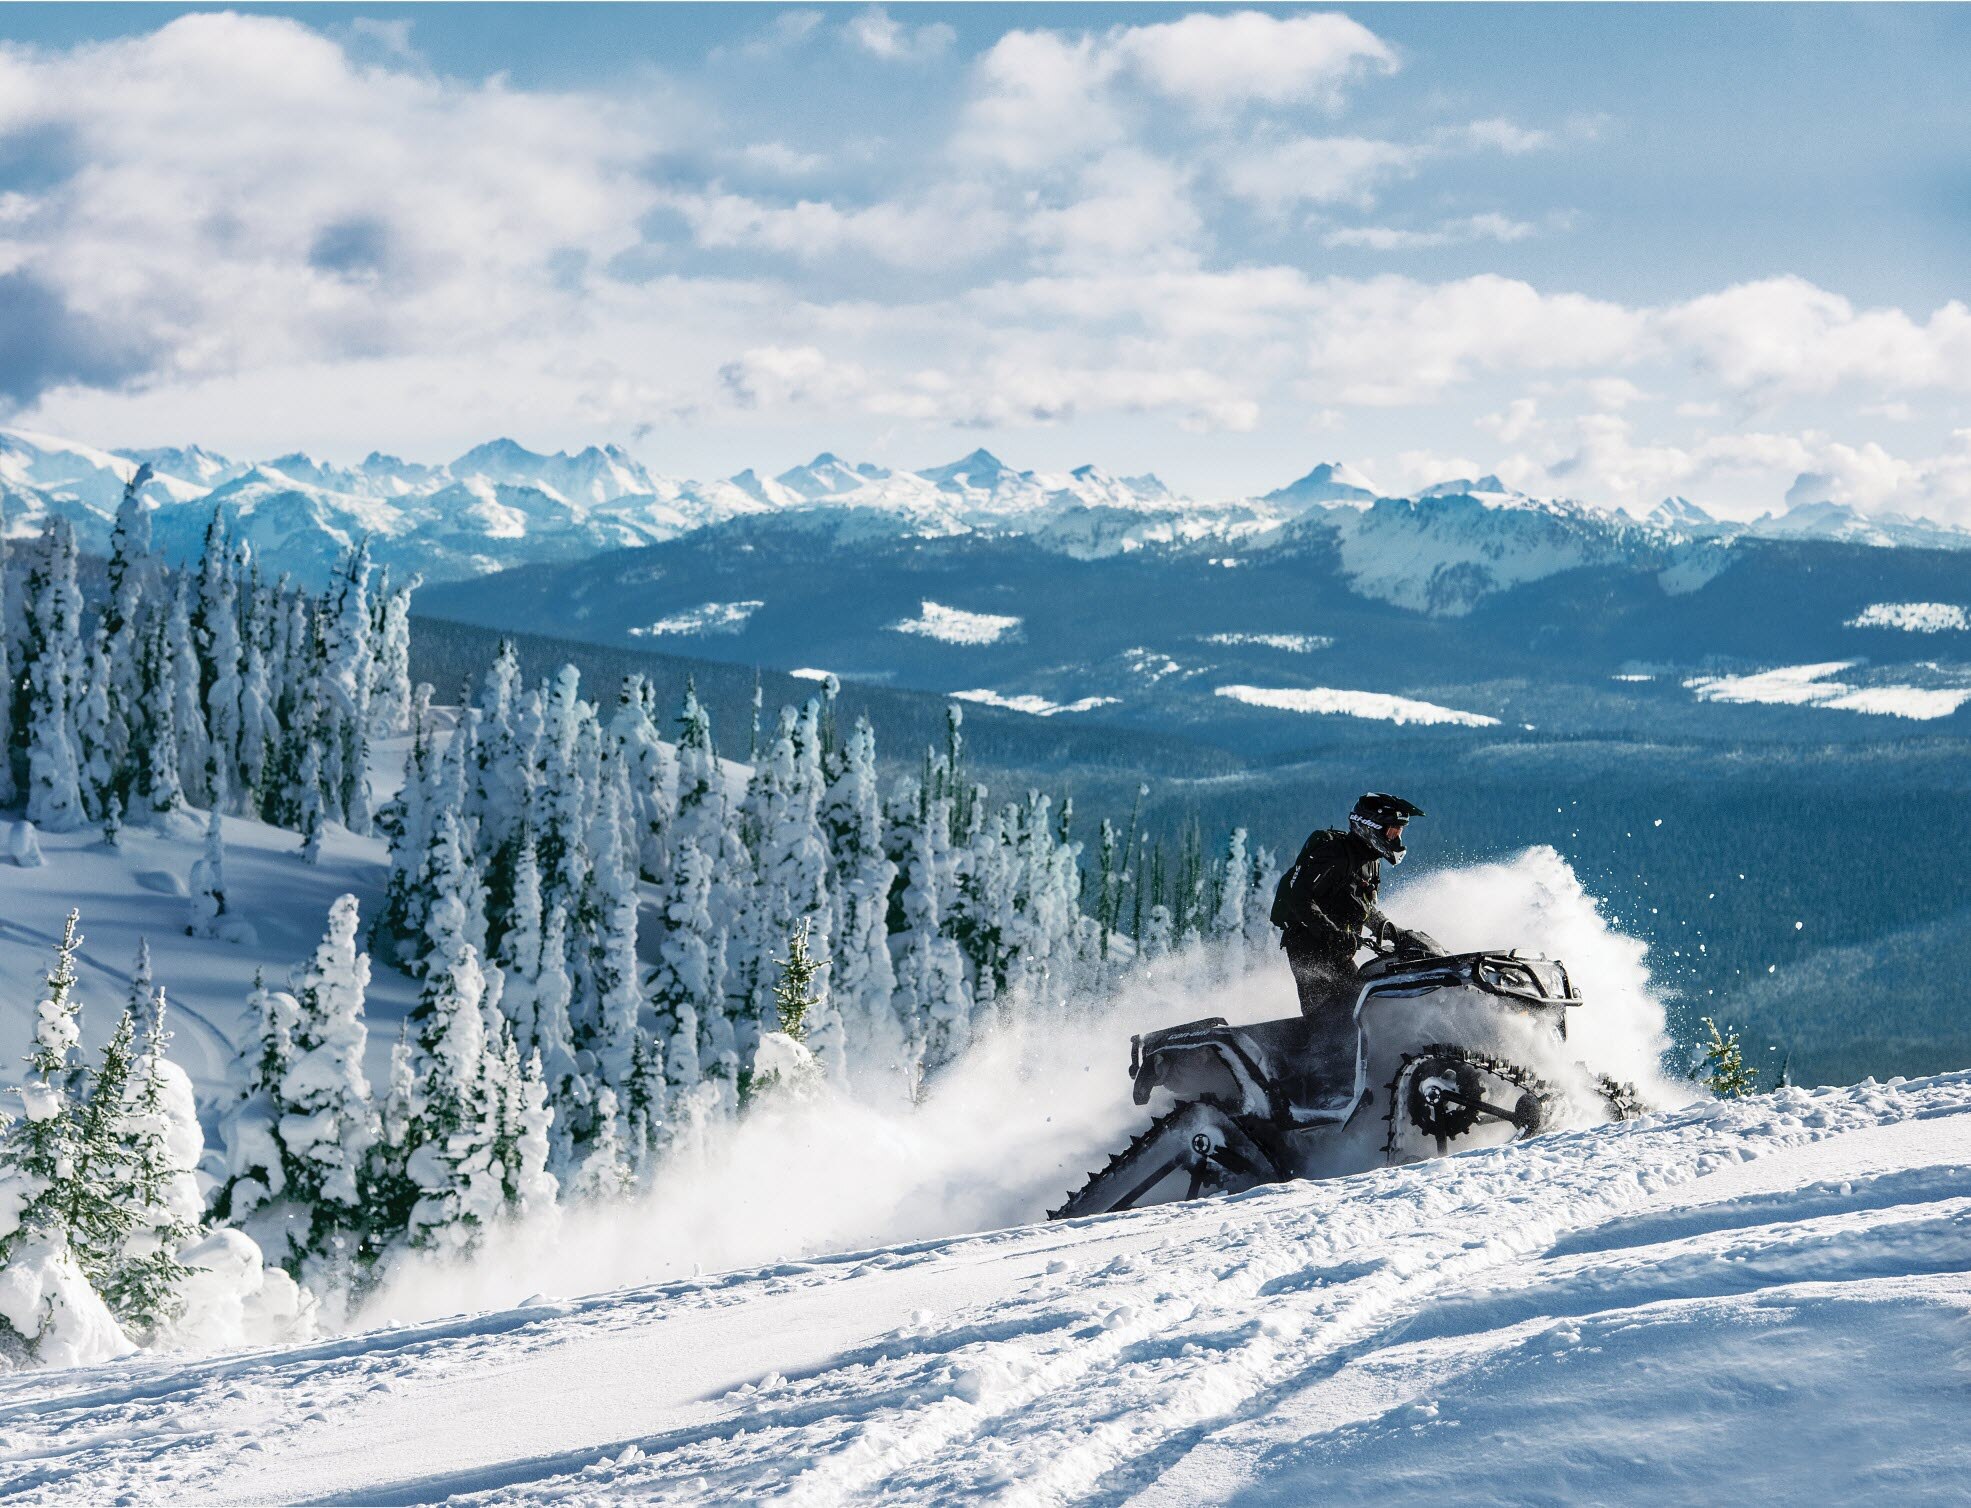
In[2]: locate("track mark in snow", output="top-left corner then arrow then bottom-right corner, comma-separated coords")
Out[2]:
4,1077 -> 1968,1505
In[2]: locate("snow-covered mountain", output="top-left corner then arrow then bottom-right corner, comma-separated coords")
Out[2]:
4,425 -> 1970,590
1648,494 -> 1717,530
1262,460 -> 1379,508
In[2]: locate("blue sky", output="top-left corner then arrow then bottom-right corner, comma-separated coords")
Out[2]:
2,4 -> 1969,518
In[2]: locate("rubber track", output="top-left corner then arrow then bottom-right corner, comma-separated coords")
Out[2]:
1051,1107 -> 1215,1221
1381,1044 -> 1556,1166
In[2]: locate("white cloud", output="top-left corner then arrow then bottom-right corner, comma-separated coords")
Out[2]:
737,141 -> 826,176
1660,276 -> 1971,396
954,28 -> 1124,170
1479,397 -> 1540,444
1453,118 -> 1554,154
1323,212 -> 1538,249
667,185 -> 1012,267
1109,10 -> 1396,110
1222,136 -> 1420,211
0,12 -> 665,398
1023,151 -> 1203,269
957,11 -> 1396,170
847,7 -> 955,63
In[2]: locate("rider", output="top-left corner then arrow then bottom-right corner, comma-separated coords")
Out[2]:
1271,792 -> 1439,1019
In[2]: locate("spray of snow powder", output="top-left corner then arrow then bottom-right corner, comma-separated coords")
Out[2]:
360,845 -> 1687,1326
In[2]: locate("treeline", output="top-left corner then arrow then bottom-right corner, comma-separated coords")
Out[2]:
219,647 -> 1281,1286
4,465 -> 413,844
0,474 -> 1282,1344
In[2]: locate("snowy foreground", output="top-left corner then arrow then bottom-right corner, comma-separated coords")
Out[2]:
2,1072 -> 1965,1505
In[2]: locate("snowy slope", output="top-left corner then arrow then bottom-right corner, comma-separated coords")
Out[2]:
1,1072 -> 1964,1504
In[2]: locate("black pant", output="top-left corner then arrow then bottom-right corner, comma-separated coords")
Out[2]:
1285,944 -> 1358,1020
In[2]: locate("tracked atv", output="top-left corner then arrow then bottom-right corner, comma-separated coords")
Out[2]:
1051,943 -> 1642,1220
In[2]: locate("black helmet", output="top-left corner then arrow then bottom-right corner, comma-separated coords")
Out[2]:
1349,792 -> 1423,864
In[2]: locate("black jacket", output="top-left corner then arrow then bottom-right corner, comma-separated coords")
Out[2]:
1271,827 -> 1390,968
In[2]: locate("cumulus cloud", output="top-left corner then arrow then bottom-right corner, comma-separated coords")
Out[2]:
1660,276 -> 1971,396
1220,136 -> 1421,211
846,6 -> 955,63
0,12 -> 665,403
1106,10 -> 1396,110
665,185 -> 1013,267
1323,212 -> 1539,249
957,10 -> 1396,169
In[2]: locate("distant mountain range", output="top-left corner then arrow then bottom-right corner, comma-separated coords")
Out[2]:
2,425 -> 1968,595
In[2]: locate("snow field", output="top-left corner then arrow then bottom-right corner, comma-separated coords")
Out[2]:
889,601 -> 1023,645
4,1074 -> 1964,1504
1684,661 -> 1971,720
1846,602 -> 1968,633
627,600 -> 763,638
948,690 -> 1121,718
1214,684 -> 1501,729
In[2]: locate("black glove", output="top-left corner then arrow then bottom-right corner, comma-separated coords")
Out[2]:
1390,927 -> 1442,959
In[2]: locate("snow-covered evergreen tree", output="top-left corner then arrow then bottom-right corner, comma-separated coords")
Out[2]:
320,541 -> 375,836
399,815 -> 505,1253
23,523 -> 87,831
610,676 -> 674,881
99,989 -> 202,1340
137,617 -> 184,821
891,782 -> 971,1095
823,715 -> 896,1080
568,1086 -> 633,1203
369,568 -> 416,742
165,574 -> 211,809
279,895 -> 378,1266
211,971 -> 298,1250
186,807 -> 228,939
585,757 -> 642,1096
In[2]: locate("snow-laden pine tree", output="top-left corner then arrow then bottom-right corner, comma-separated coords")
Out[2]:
471,641 -> 533,936
99,989 -> 202,1341
891,781 -> 971,1096
669,678 -> 756,1058
531,899 -> 585,1172
610,676 -> 674,881
320,541 -> 375,836
1243,843 -> 1281,957
584,755 -> 643,1098
494,833 -> 545,1059
296,735 -> 326,864
165,574 -> 211,809
186,807 -> 228,939
375,684 -> 437,965
73,627 -> 114,818
400,814 -> 505,1253
137,616 -> 184,821
823,715 -> 896,1082
236,632 -> 279,807
1212,828 -> 1250,944
211,971 -> 300,1254
0,911 -> 132,1364
568,1085 -> 634,1203
196,518 -> 245,810
279,895 -> 378,1269
487,1028 -> 556,1217
649,833 -> 732,1122
23,522 -> 88,831
100,464 -> 159,802
741,702 -> 841,1077
533,666 -> 594,929
369,568 -> 416,744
